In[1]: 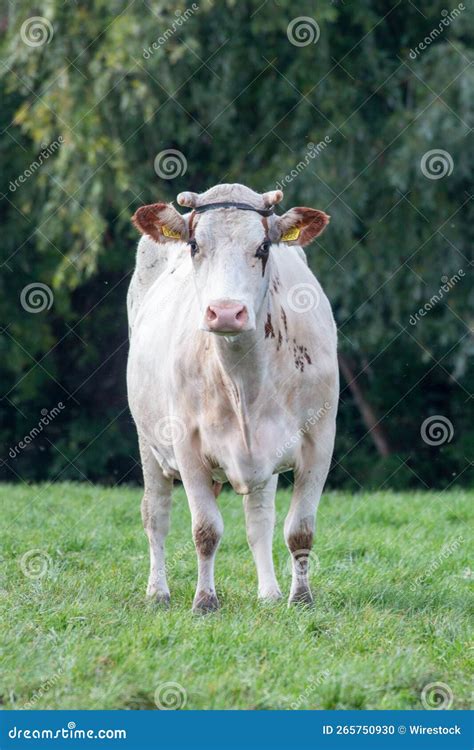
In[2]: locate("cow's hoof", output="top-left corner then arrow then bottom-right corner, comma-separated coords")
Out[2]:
146,590 -> 170,608
154,593 -> 171,608
192,591 -> 220,614
288,587 -> 314,607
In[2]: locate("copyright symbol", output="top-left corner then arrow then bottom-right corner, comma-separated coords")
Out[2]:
398,725 -> 406,734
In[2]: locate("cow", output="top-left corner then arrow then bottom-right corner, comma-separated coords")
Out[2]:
127,183 -> 338,613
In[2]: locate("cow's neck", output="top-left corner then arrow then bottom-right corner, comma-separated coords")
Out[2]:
210,293 -> 272,451
211,297 -> 271,395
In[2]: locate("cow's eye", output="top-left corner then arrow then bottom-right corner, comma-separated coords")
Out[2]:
256,241 -> 270,259
189,239 -> 199,258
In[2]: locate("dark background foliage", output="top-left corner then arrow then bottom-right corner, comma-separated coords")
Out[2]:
1,0 -> 472,489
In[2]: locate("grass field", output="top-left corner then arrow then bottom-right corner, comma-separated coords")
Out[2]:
0,483 -> 472,710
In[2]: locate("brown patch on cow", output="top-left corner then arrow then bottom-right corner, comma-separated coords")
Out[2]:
264,313 -> 275,339
212,482 -> 223,498
258,218 -> 270,276
292,339 -> 312,371
194,523 -> 219,558
188,209 -> 196,238
272,274 -> 281,293
277,331 -> 283,351
280,306 -> 288,340
287,518 -> 314,554
132,202 -> 183,243
290,207 -> 330,246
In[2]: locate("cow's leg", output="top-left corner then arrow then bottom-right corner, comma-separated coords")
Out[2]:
244,475 -> 282,601
285,421 -> 336,606
139,435 -> 173,605
179,465 -> 224,613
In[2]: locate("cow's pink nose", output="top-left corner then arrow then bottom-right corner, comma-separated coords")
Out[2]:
206,302 -> 248,333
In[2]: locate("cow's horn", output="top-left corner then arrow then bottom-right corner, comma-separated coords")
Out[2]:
261,189 -> 283,207
177,191 -> 199,208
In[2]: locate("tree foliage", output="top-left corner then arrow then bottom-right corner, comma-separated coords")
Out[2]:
1,0 -> 473,488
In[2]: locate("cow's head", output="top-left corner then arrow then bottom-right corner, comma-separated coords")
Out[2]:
132,184 -> 330,336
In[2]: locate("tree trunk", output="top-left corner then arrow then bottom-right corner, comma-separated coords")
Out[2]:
338,353 -> 392,458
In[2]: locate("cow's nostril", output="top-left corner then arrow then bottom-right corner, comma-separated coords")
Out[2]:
205,302 -> 249,332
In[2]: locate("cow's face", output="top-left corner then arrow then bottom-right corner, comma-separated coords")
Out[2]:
188,209 -> 271,334
132,190 -> 329,337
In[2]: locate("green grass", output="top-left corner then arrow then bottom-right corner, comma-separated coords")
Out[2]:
0,483 -> 472,710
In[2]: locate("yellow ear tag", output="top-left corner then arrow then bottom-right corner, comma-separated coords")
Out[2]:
281,226 -> 300,242
161,224 -> 181,239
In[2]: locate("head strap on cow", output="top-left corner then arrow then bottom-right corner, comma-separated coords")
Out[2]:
193,201 -> 275,217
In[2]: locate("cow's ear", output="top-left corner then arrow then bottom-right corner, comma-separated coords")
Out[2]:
132,202 -> 187,243
275,207 -> 330,247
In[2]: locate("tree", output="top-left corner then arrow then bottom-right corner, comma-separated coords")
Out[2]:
1,0 -> 472,487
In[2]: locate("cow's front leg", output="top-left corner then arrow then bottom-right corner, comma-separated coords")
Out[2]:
285,422 -> 335,606
180,465 -> 224,613
244,475 -> 282,601
284,491 -> 315,606
139,435 -> 173,605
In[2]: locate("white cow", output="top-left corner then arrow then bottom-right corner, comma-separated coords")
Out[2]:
127,183 -> 338,612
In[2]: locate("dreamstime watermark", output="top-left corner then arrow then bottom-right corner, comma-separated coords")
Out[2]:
287,283 -> 321,314
8,724 -> 127,740
411,535 -> 463,590
420,415 -> 454,446
154,149 -> 187,179
290,670 -> 330,709
22,669 -> 63,709
20,16 -> 54,47
169,539 -> 195,568
420,149 -> 454,179
143,4 -> 199,58
276,403 -> 331,459
409,4 -> 465,59
287,17 -> 320,46
9,137 -> 64,192
150,538 -> 195,589
154,415 -> 187,446
9,403 -> 65,459
20,282 -> 54,313
19,549 -> 52,579
409,270 -> 464,325
275,137 -> 332,190
154,681 -> 187,710
421,682 -> 453,710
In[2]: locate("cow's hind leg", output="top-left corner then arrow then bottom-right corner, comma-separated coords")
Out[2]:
285,421 -> 335,606
244,475 -> 282,601
139,435 -> 173,606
